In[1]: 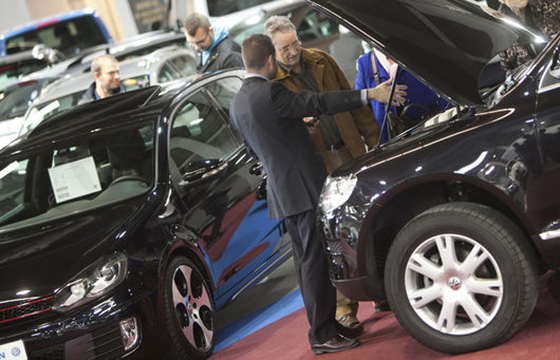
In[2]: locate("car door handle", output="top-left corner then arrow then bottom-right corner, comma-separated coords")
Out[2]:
249,162 -> 263,176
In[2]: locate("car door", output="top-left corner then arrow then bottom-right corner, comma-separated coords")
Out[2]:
168,74 -> 290,308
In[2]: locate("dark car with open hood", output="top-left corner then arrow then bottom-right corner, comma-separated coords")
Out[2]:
308,0 -> 560,354
0,69 -> 291,359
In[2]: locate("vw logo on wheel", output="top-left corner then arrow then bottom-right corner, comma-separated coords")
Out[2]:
448,277 -> 462,290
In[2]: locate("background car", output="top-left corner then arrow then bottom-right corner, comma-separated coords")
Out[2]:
0,68 -> 292,359
16,45 -> 197,139
0,8 -> 113,58
0,47 -> 59,91
308,0 -> 559,355
0,77 -> 56,149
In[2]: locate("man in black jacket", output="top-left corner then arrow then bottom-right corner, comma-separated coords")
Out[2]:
184,13 -> 244,73
80,54 -> 125,103
230,34 -> 405,355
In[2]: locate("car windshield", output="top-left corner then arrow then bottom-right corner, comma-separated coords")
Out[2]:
5,17 -> 107,58
0,121 -> 155,230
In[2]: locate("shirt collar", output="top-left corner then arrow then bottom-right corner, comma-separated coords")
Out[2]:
245,73 -> 269,81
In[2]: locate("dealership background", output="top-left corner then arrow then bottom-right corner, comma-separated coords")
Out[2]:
0,0 -> 194,40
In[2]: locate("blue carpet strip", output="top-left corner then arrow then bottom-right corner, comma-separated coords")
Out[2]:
214,289 -> 303,352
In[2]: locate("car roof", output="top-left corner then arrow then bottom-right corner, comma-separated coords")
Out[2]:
305,0 -> 547,106
1,8 -> 98,39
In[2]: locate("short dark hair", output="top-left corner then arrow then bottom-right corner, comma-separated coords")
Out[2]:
184,13 -> 210,36
242,34 -> 275,70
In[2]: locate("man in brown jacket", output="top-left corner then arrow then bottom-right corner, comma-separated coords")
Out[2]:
265,16 -> 379,174
264,15 -> 380,334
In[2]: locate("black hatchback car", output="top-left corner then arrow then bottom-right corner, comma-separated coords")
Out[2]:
309,0 -> 560,355
0,69 -> 292,359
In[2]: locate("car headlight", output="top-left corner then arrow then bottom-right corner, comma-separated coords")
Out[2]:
320,174 -> 357,214
53,252 -> 128,312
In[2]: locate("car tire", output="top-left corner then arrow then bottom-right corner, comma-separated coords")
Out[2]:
384,202 -> 538,354
163,256 -> 215,359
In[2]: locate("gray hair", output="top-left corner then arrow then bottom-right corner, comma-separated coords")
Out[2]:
264,15 -> 296,40
91,54 -> 118,74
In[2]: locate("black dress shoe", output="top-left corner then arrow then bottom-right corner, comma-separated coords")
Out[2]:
311,334 -> 360,355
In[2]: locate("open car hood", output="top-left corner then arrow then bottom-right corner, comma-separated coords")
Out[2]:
305,0 -> 546,106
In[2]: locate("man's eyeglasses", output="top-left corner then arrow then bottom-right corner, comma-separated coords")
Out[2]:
277,39 -> 301,53
188,32 -> 209,47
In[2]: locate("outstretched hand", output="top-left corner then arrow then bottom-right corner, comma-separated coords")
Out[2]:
367,79 -> 407,106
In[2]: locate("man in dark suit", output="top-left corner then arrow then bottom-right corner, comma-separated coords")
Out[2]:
230,34 -> 405,354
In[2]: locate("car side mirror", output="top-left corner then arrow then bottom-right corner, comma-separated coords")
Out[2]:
178,159 -> 228,188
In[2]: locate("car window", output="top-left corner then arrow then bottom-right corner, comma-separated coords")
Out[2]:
170,90 -> 239,173
203,76 -> 242,114
0,121 -> 155,230
169,55 -> 197,78
539,56 -> 560,91
298,10 -> 339,43
158,63 -> 180,83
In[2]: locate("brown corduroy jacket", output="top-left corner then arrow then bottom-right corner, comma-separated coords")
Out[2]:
272,48 -> 379,171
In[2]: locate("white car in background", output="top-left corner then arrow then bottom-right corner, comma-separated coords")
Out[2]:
16,45 -> 196,140
0,77 -> 56,149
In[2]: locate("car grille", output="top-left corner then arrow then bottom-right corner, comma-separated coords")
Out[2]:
90,322 -> 127,359
30,345 -> 64,360
27,322 -> 126,360
0,296 -> 53,325
325,239 -> 345,280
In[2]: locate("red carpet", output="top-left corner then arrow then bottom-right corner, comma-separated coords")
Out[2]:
211,271 -> 560,359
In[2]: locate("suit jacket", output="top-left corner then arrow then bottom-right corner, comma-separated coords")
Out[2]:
272,48 -> 379,162
230,76 -> 364,219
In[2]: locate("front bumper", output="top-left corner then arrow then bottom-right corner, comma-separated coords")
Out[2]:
0,289 -> 159,359
319,205 -> 385,301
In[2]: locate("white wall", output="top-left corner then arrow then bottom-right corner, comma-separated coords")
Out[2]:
0,0 -> 31,33
114,0 -> 139,38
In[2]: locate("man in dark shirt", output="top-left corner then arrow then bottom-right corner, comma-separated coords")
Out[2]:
184,13 -> 244,73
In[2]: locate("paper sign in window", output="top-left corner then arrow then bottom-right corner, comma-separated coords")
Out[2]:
48,156 -> 101,204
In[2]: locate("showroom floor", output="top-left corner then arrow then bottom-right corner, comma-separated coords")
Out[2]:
212,270 -> 560,359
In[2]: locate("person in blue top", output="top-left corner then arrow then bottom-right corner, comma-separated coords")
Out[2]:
356,49 -> 449,143
184,13 -> 244,74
